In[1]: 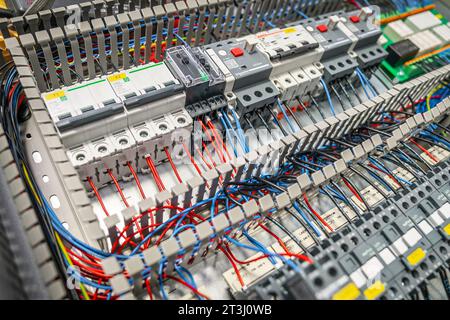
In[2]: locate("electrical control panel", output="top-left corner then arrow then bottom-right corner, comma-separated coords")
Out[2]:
0,0 -> 449,304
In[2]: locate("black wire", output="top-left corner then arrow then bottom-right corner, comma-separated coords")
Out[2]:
267,106 -> 287,136
329,180 -> 362,217
320,186 -> 352,223
308,94 -> 326,120
265,216 -> 308,253
350,166 -> 390,199
341,174 -> 370,212
285,207 -> 320,245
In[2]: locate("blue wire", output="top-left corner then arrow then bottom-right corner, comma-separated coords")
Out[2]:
292,202 -> 322,237
229,108 -> 249,153
320,78 -> 336,116
277,99 -> 296,132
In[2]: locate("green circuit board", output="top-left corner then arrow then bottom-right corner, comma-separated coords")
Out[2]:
380,8 -> 449,83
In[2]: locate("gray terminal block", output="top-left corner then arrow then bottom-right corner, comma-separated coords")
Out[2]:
79,2 -> 92,20
38,10 -> 53,30
322,163 -> 337,180
101,256 -> 123,276
0,18 -> 9,39
123,255 -> 145,278
244,151 -> 259,180
177,228 -> 197,252
195,220 -> 214,244
287,183 -> 301,201
211,213 -> 231,237
241,199 -> 259,218
155,190 -> 172,224
171,182 -> 189,210
160,237 -> 182,263
370,134 -> 383,148
143,246 -> 163,270
274,192 -> 291,210
362,138 -> 374,154
311,170 -> 326,186
352,144 -> 365,160
258,194 -> 275,213
110,274 -> 132,296
121,206 -> 138,238
333,159 -> 347,174
216,163 -> 233,184
138,197 -> 156,213
103,214 -> 120,246
297,173 -> 312,190
228,206 -> 245,226
186,175 -> 205,205
231,156 -> 246,181
118,292 -> 137,300
203,168 -> 219,197
137,196 -> 156,235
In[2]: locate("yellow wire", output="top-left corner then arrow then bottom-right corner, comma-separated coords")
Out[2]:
22,163 -> 42,206
55,232 -> 90,300
23,164 -> 91,300
426,84 -> 445,111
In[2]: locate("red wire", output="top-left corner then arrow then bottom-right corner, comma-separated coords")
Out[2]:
200,119 -> 226,163
367,163 -> 401,188
259,224 -> 290,254
127,162 -> 146,199
207,119 -> 232,161
195,144 -> 213,170
145,278 -> 153,300
107,169 -> 130,207
182,142 -> 203,176
302,193 -> 334,232
409,138 -> 438,163
219,246 -> 245,288
342,177 -> 364,203
87,177 -> 110,217
164,147 -> 183,183
164,274 -> 210,300
202,141 -> 217,167
145,156 -> 165,191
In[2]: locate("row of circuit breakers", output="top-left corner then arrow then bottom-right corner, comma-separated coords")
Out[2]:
38,6 -> 386,186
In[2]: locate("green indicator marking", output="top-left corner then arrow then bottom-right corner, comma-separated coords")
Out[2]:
200,73 -> 209,82
129,62 -> 164,73
67,79 -> 106,91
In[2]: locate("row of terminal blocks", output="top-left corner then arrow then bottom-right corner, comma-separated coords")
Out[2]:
96,79 -> 450,298
240,161 -> 450,300
25,6 -> 387,186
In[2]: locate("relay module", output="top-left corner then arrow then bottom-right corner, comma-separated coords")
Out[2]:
0,0 -> 450,302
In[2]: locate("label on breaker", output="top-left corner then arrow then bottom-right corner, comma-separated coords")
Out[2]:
42,90 -> 72,122
224,59 -> 240,70
44,90 -> 66,101
107,73 -> 128,83
107,73 -> 134,97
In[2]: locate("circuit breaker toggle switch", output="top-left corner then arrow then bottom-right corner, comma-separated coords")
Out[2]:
244,36 -> 259,54
328,16 -> 340,30
359,7 -> 373,21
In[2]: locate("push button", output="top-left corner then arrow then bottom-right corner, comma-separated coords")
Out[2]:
316,24 -> 328,33
349,15 -> 360,23
230,47 -> 244,57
